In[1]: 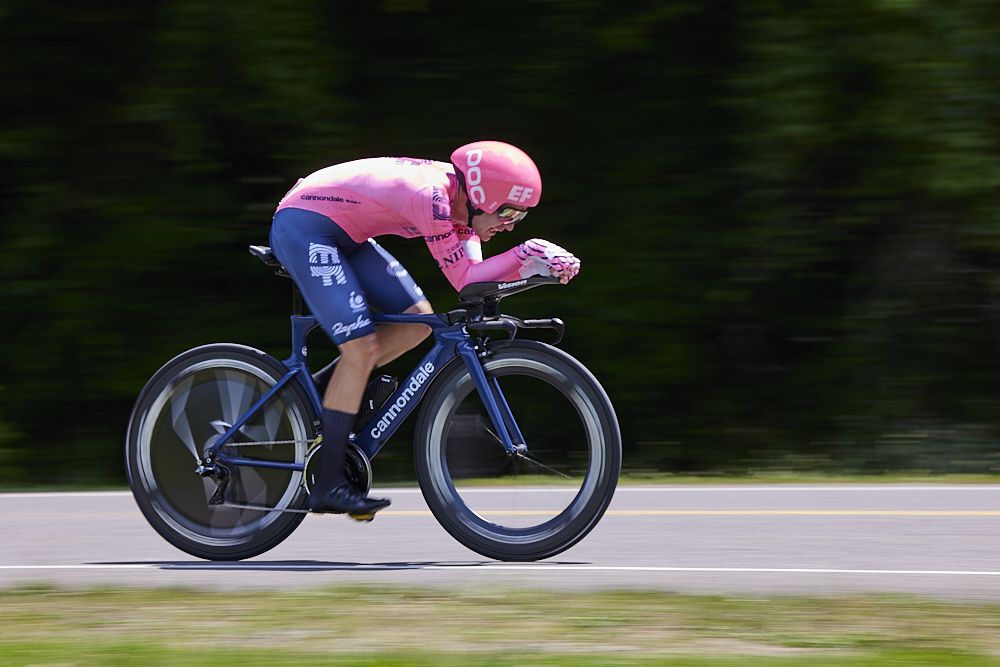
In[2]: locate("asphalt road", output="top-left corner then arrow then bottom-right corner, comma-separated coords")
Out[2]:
4,485 -> 1000,599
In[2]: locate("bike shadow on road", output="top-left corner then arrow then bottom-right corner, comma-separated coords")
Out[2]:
92,560 -> 590,571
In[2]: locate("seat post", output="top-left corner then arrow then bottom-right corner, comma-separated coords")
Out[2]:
247,245 -> 306,316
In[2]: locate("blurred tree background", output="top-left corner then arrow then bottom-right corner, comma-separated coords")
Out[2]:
3,0 -> 1000,486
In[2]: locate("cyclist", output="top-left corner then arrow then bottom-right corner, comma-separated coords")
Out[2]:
269,141 -> 581,517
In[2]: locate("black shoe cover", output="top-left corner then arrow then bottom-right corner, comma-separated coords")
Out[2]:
308,483 -> 391,515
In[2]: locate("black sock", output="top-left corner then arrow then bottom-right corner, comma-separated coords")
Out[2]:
315,408 -> 356,495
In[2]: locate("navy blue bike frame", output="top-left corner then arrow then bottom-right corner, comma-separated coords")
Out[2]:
204,312 -> 521,472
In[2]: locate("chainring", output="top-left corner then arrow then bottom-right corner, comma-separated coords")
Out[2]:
303,437 -> 373,495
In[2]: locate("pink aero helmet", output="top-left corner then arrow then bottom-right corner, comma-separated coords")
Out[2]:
450,141 -> 542,214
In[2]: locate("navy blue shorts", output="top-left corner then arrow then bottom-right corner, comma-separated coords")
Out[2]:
269,208 -> 425,345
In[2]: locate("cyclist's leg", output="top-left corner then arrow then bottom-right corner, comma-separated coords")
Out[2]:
315,335 -> 391,514
269,209 -> 389,515
349,238 -> 433,367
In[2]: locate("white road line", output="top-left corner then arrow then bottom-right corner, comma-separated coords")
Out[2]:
4,564 -> 1000,577
0,565 -> 155,570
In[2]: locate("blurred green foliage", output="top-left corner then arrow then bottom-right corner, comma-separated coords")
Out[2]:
3,0 -> 1000,484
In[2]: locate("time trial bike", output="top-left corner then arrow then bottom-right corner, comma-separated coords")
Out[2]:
125,245 -> 621,562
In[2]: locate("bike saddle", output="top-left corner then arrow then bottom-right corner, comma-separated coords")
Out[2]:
249,245 -> 291,278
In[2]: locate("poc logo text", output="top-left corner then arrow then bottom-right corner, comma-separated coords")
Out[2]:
465,149 -> 486,205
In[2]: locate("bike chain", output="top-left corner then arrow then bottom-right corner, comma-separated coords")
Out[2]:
221,501 -> 309,514
219,438 -> 317,448
220,501 -> 375,522
215,438 -> 315,513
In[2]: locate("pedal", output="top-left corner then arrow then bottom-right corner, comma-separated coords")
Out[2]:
349,513 -> 376,522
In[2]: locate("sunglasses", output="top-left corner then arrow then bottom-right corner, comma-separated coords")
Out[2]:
496,204 -> 529,224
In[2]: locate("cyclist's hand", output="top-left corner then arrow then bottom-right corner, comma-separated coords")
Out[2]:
514,239 -> 581,284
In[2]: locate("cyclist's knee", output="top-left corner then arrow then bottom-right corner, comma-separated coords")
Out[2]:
405,299 -> 433,315
338,333 -> 380,366
403,301 -> 433,343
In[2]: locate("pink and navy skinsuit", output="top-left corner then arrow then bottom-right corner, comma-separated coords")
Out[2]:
270,157 -> 524,345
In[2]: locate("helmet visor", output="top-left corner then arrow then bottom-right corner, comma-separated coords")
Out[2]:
496,204 -> 529,224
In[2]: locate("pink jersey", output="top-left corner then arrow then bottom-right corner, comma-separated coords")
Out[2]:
275,157 -> 522,291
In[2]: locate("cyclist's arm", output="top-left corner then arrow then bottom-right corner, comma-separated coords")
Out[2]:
410,186 -> 523,290
425,227 -> 530,290
409,186 -> 577,290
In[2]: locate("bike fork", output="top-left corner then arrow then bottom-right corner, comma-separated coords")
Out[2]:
457,342 -> 525,456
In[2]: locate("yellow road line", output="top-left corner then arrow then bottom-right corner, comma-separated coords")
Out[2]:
20,509 -> 1000,519
378,510 -> 1000,517
606,510 -> 1000,517
9,509 -> 1000,521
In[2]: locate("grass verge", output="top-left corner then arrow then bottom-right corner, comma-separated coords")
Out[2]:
4,585 -> 1000,665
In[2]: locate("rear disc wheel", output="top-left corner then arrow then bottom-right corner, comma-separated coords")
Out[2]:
125,344 -> 315,560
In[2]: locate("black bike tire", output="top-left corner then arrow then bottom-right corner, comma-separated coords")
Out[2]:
125,343 -> 316,561
413,340 -> 621,561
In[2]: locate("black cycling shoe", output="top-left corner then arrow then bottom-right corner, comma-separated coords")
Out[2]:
308,483 -> 391,516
